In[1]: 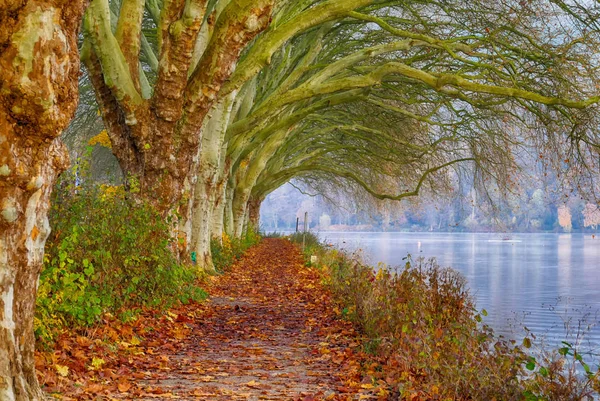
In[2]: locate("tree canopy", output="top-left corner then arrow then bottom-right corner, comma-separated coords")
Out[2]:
73,0 -> 600,269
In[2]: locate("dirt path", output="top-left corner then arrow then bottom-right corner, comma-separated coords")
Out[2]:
138,238 -> 365,400
39,239 -> 370,400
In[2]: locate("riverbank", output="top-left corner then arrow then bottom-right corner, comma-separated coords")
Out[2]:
296,232 -> 600,400
318,230 -> 600,345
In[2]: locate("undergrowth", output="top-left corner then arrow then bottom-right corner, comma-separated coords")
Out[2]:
36,154 -> 207,345
291,233 -> 600,400
211,228 -> 261,273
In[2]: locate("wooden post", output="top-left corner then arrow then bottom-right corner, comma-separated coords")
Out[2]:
303,212 -> 308,251
304,211 -> 308,232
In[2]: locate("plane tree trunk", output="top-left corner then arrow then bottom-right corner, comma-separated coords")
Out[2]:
230,129 -> 289,238
247,196 -> 263,231
190,95 -> 235,272
209,147 -> 230,244
223,183 -> 235,238
0,0 -> 84,398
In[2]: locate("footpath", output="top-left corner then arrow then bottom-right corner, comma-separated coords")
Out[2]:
39,239 -> 373,400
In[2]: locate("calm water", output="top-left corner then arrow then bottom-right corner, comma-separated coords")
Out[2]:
319,232 -> 600,353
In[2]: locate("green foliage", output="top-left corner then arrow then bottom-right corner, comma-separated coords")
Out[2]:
307,242 -> 599,399
262,231 -> 284,238
35,154 -> 206,344
210,230 -> 261,273
288,231 -> 321,262
521,340 -> 600,400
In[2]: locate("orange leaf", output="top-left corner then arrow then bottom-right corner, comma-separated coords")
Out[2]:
118,381 -> 132,393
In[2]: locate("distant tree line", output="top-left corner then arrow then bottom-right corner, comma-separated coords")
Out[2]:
261,179 -> 600,233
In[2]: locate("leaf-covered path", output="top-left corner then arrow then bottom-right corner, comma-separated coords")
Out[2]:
38,239 -> 369,400
154,238 -> 365,400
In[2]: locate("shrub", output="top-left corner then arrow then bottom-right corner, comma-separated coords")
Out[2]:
35,156 -> 206,344
211,230 -> 261,273
288,231 -> 321,258
306,242 -> 599,400
262,231 -> 284,238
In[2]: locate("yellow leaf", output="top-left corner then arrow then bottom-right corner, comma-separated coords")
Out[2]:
90,357 -> 105,370
245,380 -> 261,388
88,130 -> 112,148
55,364 -> 69,377
360,383 -> 374,389
130,336 -> 141,346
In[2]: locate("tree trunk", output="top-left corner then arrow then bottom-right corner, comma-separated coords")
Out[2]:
190,183 -> 215,272
224,185 -> 235,238
232,188 -> 250,239
230,129 -> 288,238
0,0 -> 84,398
0,141 -> 67,401
242,203 -> 250,237
190,96 -> 235,272
210,160 -> 229,244
247,197 -> 262,231
211,193 -> 226,244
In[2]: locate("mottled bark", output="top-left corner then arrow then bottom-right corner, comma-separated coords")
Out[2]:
247,196 -> 262,231
0,0 -> 84,398
232,195 -> 246,238
153,0 -> 207,122
209,145 -> 230,243
223,182 -> 235,238
231,160 -> 249,238
190,95 -> 234,272
210,184 -> 226,242
83,0 -> 274,237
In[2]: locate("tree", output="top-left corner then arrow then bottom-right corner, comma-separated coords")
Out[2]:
81,0 -> 273,209
0,0 -> 86,398
219,0 -> 600,241
558,204 -> 573,232
583,203 -> 600,230
80,0 -> 393,270
82,0 -> 600,267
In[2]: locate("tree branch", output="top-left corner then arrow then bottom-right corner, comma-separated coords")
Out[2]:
115,0 -> 146,91
83,0 -> 144,119
221,0 -> 375,96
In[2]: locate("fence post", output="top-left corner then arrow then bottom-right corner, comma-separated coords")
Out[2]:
303,212 -> 308,251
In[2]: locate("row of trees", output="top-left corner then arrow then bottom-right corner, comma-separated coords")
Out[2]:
261,180 -> 600,233
3,0 -> 600,398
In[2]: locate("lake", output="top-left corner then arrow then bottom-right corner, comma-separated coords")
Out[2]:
318,231 -> 600,354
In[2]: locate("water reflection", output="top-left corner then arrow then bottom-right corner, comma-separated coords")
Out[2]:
319,232 -> 600,350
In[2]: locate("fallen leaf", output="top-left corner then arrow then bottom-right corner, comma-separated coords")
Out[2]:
54,364 -> 69,377
118,381 -> 132,392
245,379 -> 261,388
